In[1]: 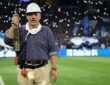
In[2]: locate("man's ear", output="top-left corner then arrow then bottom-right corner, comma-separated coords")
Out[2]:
39,13 -> 41,20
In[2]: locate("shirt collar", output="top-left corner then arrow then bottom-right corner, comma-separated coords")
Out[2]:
26,23 -> 42,34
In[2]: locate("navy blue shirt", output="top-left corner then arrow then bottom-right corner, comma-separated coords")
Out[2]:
4,25 -> 57,61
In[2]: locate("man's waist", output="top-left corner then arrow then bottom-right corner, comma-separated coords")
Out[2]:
23,60 -> 48,69
25,60 -> 48,65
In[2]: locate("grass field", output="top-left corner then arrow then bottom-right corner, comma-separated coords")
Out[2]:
0,57 -> 110,85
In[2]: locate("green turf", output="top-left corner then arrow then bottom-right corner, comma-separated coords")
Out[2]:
0,57 -> 110,85
0,58 -> 17,85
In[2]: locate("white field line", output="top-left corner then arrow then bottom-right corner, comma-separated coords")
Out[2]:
0,75 -> 5,85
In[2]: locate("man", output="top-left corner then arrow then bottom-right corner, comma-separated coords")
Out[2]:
4,3 -> 57,85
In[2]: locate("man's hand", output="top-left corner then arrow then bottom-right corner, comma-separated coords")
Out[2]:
11,14 -> 20,26
6,14 -> 20,38
50,68 -> 57,82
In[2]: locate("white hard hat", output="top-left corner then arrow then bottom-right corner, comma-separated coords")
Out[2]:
26,3 -> 41,13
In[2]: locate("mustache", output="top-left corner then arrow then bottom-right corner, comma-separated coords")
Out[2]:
31,20 -> 36,21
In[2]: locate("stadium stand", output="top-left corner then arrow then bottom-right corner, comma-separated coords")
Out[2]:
0,0 -> 110,49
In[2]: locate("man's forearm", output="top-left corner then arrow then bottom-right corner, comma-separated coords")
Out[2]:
50,55 -> 57,70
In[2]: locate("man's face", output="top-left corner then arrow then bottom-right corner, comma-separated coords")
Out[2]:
26,12 -> 41,28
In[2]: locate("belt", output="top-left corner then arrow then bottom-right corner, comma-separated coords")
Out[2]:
24,60 -> 48,69
25,60 -> 48,64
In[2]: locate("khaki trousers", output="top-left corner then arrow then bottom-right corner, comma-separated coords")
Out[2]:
17,64 -> 51,85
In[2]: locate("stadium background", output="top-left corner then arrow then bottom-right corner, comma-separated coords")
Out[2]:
0,0 -> 110,57
0,0 -> 110,85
